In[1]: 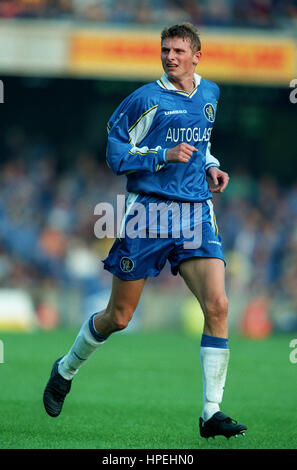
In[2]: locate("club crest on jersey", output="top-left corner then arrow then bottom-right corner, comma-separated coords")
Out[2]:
120,257 -> 134,273
203,103 -> 215,123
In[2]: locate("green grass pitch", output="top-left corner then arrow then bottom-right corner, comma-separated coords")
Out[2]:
0,329 -> 295,449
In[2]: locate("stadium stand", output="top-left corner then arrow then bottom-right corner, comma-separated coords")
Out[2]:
0,0 -> 297,29
0,2 -> 296,333
0,128 -> 296,331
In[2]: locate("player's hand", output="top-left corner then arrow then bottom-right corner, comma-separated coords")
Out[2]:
166,143 -> 198,163
207,166 -> 229,193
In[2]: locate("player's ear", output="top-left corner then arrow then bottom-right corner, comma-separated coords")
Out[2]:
193,50 -> 202,66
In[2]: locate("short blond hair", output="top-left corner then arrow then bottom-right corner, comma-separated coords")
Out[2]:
161,23 -> 201,53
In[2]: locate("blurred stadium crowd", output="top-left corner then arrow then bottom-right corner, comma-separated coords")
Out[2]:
0,0 -> 297,29
1,129 -> 296,332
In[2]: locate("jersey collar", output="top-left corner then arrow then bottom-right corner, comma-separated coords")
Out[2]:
157,73 -> 201,97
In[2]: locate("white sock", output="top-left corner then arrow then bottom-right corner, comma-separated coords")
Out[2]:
58,313 -> 107,381
200,334 -> 230,422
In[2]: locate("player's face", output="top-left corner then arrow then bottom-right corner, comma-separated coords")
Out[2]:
161,37 -> 201,83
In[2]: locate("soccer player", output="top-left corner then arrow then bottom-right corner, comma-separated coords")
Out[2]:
43,23 -> 247,440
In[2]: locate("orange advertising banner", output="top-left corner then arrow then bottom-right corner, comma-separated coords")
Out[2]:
200,34 -> 296,84
69,29 -> 162,79
69,29 -> 296,85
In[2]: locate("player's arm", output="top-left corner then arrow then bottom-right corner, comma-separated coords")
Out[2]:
204,86 -> 229,193
205,143 -> 229,193
106,99 -> 168,175
205,142 -> 220,174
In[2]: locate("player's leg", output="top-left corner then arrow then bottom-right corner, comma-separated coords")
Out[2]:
179,257 -> 228,419
58,275 -> 146,381
43,275 -> 146,417
179,257 -> 228,338
179,257 -> 246,438
93,275 -> 146,336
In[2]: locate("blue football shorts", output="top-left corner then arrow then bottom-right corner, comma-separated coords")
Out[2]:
102,192 -> 225,280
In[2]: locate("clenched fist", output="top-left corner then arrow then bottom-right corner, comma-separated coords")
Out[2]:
166,142 -> 198,163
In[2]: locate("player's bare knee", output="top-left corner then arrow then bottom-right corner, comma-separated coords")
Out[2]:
204,295 -> 228,322
112,316 -> 129,331
108,304 -> 135,331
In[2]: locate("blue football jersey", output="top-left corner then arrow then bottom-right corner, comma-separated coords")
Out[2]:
106,73 -> 221,202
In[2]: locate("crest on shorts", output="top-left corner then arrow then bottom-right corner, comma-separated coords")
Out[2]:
203,103 -> 215,123
120,257 -> 135,273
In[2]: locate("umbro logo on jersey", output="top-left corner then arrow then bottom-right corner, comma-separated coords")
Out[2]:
164,110 -> 187,115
